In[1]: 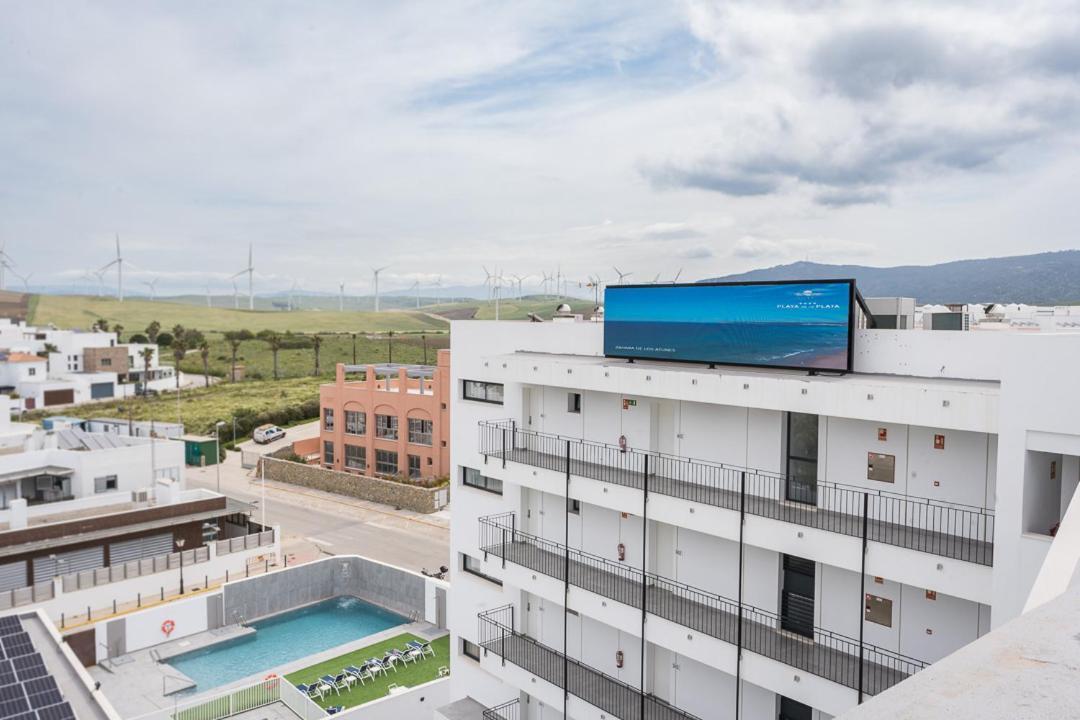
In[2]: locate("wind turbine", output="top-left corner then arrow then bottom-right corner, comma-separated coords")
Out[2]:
339,280 -> 346,312
669,268 -> 683,284
613,266 -> 632,284
231,279 -> 240,309
142,277 -> 159,301
481,266 -> 495,301
99,234 -> 125,301
231,244 -> 255,310
510,274 -> 529,300
0,242 -> 16,291
408,280 -> 421,309
372,266 -> 389,312
205,282 -> 213,308
11,270 -> 31,293
434,275 -> 443,304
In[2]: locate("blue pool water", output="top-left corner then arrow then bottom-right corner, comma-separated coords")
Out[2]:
168,596 -> 406,693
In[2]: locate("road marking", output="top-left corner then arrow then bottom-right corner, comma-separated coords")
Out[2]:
306,537 -> 334,547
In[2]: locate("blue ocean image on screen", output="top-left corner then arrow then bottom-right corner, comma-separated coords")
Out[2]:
604,282 -> 851,370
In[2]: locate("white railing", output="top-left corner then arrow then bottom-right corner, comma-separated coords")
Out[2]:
130,676 -> 288,720
279,677 -> 328,720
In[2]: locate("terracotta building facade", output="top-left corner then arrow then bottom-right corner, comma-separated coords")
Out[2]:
319,350 -> 450,481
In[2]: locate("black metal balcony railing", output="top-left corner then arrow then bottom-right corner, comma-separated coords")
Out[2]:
479,605 -> 702,720
479,420 -> 994,566
480,513 -> 927,697
482,699 -> 520,720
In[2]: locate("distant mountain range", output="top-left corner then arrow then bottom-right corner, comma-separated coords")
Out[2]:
705,251 -> 1080,305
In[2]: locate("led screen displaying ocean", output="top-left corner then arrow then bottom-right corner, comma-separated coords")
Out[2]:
604,321 -> 849,370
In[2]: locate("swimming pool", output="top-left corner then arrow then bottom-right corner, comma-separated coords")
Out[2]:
168,596 -> 406,693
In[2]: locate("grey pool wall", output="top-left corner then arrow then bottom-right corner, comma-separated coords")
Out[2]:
222,555 -> 436,625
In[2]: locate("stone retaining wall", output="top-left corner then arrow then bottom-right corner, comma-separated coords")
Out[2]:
259,455 -> 449,514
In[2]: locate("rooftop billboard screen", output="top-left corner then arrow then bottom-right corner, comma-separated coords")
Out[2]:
604,280 -> 856,372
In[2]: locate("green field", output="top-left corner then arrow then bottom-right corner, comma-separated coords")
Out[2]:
23,377 -> 325,437
175,332 -> 449,381
29,295 -> 449,334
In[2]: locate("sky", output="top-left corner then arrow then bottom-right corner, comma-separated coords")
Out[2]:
1,1 -> 1079,297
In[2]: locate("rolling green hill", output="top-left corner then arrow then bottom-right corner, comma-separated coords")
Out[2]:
29,295 -> 448,334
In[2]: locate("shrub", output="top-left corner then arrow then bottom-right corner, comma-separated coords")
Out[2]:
128,333 -> 149,344
156,332 -> 174,347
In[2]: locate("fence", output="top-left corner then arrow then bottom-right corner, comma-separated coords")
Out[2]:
129,676 -> 301,720
479,419 -> 994,566
482,699 -> 520,720
217,530 -> 275,556
479,513 -> 927,696
479,605 -> 699,720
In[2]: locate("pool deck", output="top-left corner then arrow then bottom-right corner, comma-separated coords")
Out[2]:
90,620 -> 443,718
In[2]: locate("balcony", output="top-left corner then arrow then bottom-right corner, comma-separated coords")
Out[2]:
480,513 -> 926,697
482,699 -> 519,720
478,420 -> 993,566
479,605 -> 702,720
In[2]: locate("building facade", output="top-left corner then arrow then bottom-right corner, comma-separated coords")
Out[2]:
443,316 -> 1080,720
319,350 -> 451,481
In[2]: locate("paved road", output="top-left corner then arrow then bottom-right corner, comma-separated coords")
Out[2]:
186,449 -> 450,574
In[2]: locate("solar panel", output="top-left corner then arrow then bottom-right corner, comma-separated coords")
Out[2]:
0,684 -> 24,702
35,704 -> 74,720
1,635 -> 33,660
6,712 -> 35,720
0,617 -> 23,637
0,695 -> 29,716
11,655 -> 45,682
27,691 -> 61,710
21,680 -> 54,698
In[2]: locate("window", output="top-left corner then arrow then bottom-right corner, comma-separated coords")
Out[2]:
94,475 -> 118,493
323,408 -> 335,432
375,449 -> 398,475
323,441 -> 335,465
345,410 -> 366,436
27,368 -> 36,376
408,418 -> 433,446
462,554 -> 502,586
567,498 -> 581,514
567,392 -> 581,413
408,454 -> 421,479
462,380 -> 504,404
375,414 -> 398,440
345,445 -> 366,471
462,638 -> 481,662
462,467 -> 502,495
100,357 -> 112,367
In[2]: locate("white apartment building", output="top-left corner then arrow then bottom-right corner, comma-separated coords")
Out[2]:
443,308 -> 1080,720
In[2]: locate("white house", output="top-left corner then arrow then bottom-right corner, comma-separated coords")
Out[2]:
443,301 -> 1080,720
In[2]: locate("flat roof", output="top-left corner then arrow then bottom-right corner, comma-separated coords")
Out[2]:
0,466 -> 74,484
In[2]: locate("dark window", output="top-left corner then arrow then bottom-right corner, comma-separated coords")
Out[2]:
872,314 -> 898,329
786,413 -> 818,504
375,449 -> 398,475
462,638 -> 481,662
345,444 -> 366,471
28,368 -> 36,376
461,554 -> 502,586
462,467 -> 502,495
567,392 -> 581,413
323,440 -> 334,465
345,410 -> 366,435
779,696 -> 813,720
323,408 -> 335,432
567,498 -> 581,514
780,554 -> 815,639
375,414 -> 398,440
94,475 -> 118,493
408,418 -> 433,445
100,358 -> 112,367
462,380 -> 504,404
408,454 -> 421,479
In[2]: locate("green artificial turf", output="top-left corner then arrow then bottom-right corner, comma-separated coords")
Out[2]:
284,633 -> 450,709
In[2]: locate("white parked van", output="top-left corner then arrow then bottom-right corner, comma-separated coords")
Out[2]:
253,424 -> 286,444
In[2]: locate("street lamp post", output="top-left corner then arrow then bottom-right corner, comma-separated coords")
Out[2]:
214,420 -> 226,493
176,537 -> 186,594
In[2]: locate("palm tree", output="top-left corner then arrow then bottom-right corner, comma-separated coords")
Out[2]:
145,320 -> 161,343
311,334 -> 322,376
138,347 -> 155,399
113,324 -> 124,342
93,318 -> 110,332
171,332 -> 189,389
198,340 -> 211,387
264,332 -> 283,380
224,331 -> 246,382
